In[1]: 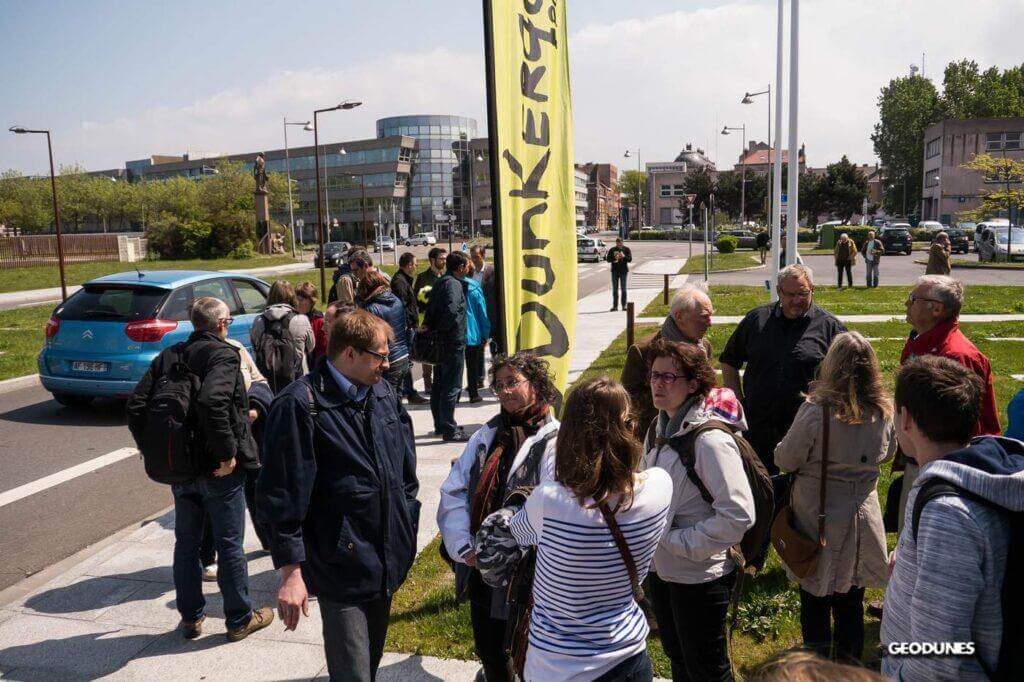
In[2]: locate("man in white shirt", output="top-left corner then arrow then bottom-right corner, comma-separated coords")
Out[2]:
863,231 -> 884,288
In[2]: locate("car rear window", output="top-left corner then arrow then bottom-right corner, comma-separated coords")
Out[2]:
888,229 -> 909,237
56,285 -> 168,322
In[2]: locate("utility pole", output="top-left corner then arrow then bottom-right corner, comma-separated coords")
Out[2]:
785,0 -> 800,266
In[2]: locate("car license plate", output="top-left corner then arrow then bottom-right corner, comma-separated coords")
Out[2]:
72,361 -> 108,373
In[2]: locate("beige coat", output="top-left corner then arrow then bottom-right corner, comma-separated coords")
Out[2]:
925,241 -> 952,275
774,401 -> 896,597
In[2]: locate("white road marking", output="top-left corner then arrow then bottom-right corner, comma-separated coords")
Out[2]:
985,337 -> 1024,342
0,447 -> 139,509
1013,374 -> 1024,382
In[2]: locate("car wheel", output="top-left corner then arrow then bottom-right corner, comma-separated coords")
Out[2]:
52,392 -> 94,408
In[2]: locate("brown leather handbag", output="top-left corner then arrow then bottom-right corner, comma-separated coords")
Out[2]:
770,406 -> 830,579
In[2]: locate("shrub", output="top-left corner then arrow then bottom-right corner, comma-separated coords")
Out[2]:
207,210 -> 256,258
715,234 -> 739,253
228,240 -> 255,259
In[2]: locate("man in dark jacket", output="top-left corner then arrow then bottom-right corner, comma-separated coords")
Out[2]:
127,296 -> 273,642
413,246 -> 448,392
257,309 -> 420,682
605,237 -> 632,311
422,250 -> 469,442
391,252 -> 427,404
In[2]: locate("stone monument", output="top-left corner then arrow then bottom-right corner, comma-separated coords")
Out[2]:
253,152 -> 271,253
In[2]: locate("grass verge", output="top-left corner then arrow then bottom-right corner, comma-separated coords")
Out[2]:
681,252 -> 762,274
642,285 -> 1024,319
0,255 -> 302,294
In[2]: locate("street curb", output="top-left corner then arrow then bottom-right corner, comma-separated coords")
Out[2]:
683,262 -> 766,275
0,373 -> 40,395
912,258 -> 1024,271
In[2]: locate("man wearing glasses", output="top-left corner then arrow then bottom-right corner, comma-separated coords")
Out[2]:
893,275 -> 1001,529
422,251 -> 472,442
258,308 -> 420,681
719,264 -> 846,473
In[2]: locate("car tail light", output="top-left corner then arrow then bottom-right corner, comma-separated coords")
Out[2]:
125,319 -> 178,342
45,316 -> 60,339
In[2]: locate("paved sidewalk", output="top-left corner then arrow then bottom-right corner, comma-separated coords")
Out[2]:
0,261 -> 314,312
0,260 -> 683,680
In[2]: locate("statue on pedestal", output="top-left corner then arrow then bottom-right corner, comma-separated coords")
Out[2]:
253,152 -> 268,194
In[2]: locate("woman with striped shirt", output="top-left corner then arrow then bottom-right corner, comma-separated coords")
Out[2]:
509,377 -> 672,681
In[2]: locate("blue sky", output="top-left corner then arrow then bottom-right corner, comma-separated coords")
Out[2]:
3,0 -> 1023,175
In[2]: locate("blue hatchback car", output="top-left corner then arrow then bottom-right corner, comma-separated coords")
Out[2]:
39,270 -> 269,405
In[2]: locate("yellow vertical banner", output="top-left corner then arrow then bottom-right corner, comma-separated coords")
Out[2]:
484,0 -> 577,399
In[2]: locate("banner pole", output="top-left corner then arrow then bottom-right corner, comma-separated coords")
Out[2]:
481,0 -> 508,356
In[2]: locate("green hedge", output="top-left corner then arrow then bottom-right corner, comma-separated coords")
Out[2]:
715,235 -> 739,253
627,230 -> 710,241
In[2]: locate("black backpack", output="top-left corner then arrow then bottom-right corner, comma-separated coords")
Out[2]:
911,477 -> 1024,681
136,343 -> 202,484
255,310 -> 304,393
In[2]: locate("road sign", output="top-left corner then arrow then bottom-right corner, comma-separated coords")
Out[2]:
399,222 -> 410,238
781,193 -> 788,208
685,194 -> 697,207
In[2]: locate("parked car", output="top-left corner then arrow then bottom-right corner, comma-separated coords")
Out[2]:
716,229 -> 758,250
373,235 -> 396,252
38,271 -> 269,405
918,220 -> 945,233
879,225 -> 913,255
577,237 -> 608,262
978,225 -> 1024,262
314,241 -> 351,267
973,219 -> 1010,252
403,232 -> 437,247
943,228 -> 971,254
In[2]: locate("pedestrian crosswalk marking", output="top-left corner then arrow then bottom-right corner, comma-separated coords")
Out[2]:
0,447 -> 139,509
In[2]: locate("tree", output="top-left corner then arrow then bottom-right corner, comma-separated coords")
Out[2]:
798,172 -> 828,228
0,170 -> 51,233
822,156 -> 869,223
616,170 -> 646,224
871,74 -> 939,217
683,166 -> 716,220
957,153 -> 1024,223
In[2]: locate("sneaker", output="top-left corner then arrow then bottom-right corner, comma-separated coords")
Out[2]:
443,430 -> 471,443
609,306 -> 618,312
202,564 -> 218,582
407,393 -> 429,405
181,615 -> 206,640
468,396 -> 483,404
226,606 -> 274,642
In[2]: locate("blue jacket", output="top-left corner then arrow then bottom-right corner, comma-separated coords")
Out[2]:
465,277 -> 491,347
256,357 -> 420,603
360,289 -> 410,362
1007,388 -> 1024,441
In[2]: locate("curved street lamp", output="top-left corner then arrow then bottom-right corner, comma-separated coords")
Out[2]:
722,124 -> 747,227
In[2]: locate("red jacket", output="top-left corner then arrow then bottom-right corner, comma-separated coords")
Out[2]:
309,312 -> 328,362
901,319 -> 1001,435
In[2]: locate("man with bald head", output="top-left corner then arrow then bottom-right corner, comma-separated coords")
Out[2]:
621,283 -> 715,438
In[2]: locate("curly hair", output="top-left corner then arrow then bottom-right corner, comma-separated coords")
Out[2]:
488,351 -> 559,408
555,376 -> 642,512
646,337 -> 717,397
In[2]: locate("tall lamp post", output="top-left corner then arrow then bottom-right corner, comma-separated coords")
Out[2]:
9,126 -> 67,300
623,149 -> 642,234
313,99 -> 362,296
722,125 -> 747,226
742,86 -> 772,227
464,148 -> 484,239
283,118 -> 314,259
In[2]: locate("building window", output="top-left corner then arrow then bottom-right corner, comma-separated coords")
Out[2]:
659,184 -> 672,197
986,132 -> 1023,151
925,137 -> 941,158
924,169 -> 940,188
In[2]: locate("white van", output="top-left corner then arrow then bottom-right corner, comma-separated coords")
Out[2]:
973,219 -> 1010,252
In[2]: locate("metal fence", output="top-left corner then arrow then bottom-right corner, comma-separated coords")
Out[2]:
0,233 -> 121,268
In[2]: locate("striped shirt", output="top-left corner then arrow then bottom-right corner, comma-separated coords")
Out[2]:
509,468 -> 673,681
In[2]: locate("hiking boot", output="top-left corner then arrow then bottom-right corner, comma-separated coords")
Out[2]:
202,564 -> 218,582
226,607 -> 274,642
181,615 -> 206,640
407,393 -> 429,405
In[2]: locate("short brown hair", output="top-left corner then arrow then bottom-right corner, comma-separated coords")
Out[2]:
555,377 -> 643,512
349,249 -> 373,270
356,270 -> 390,301
647,337 -> 717,397
895,355 -> 981,444
327,308 -> 393,358
295,281 -> 319,303
267,280 -> 297,308
399,252 -> 416,268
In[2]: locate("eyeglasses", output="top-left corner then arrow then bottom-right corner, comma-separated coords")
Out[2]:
649,371 -> 688,386
493,377 -> 527,393
906,293 -> 942,306
779,287 -> 812,299
219,317 -> 235,326
357,347 -> 389,364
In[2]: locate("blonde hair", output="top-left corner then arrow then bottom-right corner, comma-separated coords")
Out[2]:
751,650 -> 886,682
807,331 -> 892,424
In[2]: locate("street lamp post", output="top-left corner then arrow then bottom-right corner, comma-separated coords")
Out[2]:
283,118 -> 314,259
722,125 -> 747,226
466,148 -> 484,239
313,99 -> 362,296
786,0 -> 800,267
623,149 -> 642,233
9,126 -> 67,300
743,86 -> 771,227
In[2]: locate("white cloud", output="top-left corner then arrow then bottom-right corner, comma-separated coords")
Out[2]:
10,0 -> 1024,173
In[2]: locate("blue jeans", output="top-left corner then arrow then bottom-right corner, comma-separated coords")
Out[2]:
430,350 -> 464,437
612,270 -> 628,309
172,468 -> 252,630
866,260 -> 880,287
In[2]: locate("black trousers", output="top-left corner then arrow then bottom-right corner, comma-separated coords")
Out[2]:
799,586 -> 865,663
320,596 -> 392,682
465,345 -> 484,400
612,270 -> 628,309
836,263 -> 853,287
649,571 -> 735,682
470,591 -> 511,682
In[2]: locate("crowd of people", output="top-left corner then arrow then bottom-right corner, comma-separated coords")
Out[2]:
832,229 -> 955,290
126,243 -> 1024,681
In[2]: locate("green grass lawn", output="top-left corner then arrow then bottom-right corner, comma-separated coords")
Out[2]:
0,255 -> 302,294
642,285 -> 1024,319
681,251 -> 762,274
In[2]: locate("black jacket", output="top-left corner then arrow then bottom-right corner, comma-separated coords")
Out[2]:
422,273 -> 467,355
391,269 -> 419,330
127,331 -> 258,472
605,245 -> 633,274
256,357 -> 420,603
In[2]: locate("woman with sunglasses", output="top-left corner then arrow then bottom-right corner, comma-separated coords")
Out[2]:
642,339 -> 755,682
437,352 -> 560,682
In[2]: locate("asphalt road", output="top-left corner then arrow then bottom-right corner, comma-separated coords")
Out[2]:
0,232 -> 675,593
